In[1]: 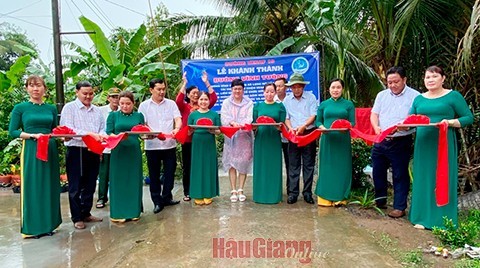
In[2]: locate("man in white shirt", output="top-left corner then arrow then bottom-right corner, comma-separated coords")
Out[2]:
138,78 -> 182,214
96,88 -> 120,208
60,81 -> 106,229
370,66 -> 419,218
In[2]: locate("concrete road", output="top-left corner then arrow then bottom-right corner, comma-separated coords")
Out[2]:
0,178 -> 400,268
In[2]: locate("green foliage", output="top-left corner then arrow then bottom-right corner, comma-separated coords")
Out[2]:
0,138 -> 22,175
348,188 -> 385,216
400,250 -> 424,266
0,22 -> 38,71
455,258 -> 480,268
351,138 -> 372,188
432,210 -> 480,248
79,16 -> 120,67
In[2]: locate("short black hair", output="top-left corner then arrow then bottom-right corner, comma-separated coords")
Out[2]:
185,85 -> 198,103
231,79 -> 244,88
76,81 -> 92,90
263,82 -> 277,91
425,65 -> 445,76
274,77 -> 287,84
149,78 -> 166,89
329,78 -> 345,88
386,66 -> 406,79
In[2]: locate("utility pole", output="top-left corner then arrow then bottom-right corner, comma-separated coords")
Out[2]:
51,0 -> 64,113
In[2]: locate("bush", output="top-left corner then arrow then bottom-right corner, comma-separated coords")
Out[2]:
432,210 -> 480,248
351,138 -> 372,189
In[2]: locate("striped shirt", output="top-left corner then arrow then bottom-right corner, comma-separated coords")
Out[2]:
60,98 -> 106,147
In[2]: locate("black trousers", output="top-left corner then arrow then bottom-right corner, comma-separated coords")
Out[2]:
146,148 -> 176,206
66,146 -> 101,223
287,129 -> 317,197
181,143 -> 192,196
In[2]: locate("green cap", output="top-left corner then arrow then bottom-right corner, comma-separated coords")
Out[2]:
285,73 -> 310,86
108,88 -> 120,96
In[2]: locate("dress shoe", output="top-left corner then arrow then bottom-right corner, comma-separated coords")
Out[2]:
74,221 -> 86,229
164,200 -> 180,206
388,209 -> 406,218
84,215 -> 103,222
153,204 -> 164,214
287,195 -> 297,204
304,195 -> 314,204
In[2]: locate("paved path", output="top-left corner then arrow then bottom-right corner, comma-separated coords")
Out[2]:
0,178 -> 401,267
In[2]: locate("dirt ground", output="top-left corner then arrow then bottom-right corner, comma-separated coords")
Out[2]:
345,205 -> 458,267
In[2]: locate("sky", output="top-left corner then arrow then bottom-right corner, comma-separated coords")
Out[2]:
1,0 -> 223,63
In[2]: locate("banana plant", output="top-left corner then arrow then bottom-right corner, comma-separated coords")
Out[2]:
72,16 -> 178,100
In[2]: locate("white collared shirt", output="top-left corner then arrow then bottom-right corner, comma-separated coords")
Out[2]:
60,98 -> 106,147
283,91 -> 317,129
372,85 -> 420,136
138,98 -> 181,150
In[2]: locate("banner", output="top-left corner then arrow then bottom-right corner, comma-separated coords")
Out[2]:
181,52 -> 321,111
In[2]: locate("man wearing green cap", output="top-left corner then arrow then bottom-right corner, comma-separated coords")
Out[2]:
96,88 -> 120,208
283,73 -> 318,205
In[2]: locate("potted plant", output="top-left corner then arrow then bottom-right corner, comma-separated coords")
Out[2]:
0,163 -> 11,186
60,174 -> 68,193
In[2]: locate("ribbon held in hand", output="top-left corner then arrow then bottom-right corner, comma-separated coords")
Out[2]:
37,126 -> 77,161
52,126 -> 76,135
36,135 -> 51,161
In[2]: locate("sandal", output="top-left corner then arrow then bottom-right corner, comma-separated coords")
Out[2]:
237,189 -> 246,202
96,200 -> 105,208
204,198 -> 213,205
183,195 -> 191,201
230,190 -> 238,203
194,199 -> 205,205
74,221 -> 86,229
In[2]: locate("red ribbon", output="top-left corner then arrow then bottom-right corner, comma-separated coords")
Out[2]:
436,121 -> 449,206
36,134 -> 51,161
256,116 -> 276,123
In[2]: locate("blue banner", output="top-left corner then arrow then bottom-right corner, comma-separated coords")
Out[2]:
181,52 -> 320,111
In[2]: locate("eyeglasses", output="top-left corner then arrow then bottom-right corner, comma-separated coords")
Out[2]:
109,95 -> 119,98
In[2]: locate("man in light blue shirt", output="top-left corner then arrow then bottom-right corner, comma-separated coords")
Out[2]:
370,66 -> 419,218
283,73 -> 317,205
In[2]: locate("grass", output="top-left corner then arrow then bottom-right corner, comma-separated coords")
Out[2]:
348,188 -> 386,216
372,231 -> 429,267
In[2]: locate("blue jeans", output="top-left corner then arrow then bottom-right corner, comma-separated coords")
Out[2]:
371,135 -> 412,210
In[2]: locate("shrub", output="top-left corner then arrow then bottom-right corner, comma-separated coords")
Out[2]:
432,210 -> 480,248
351,138 -> 372,188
